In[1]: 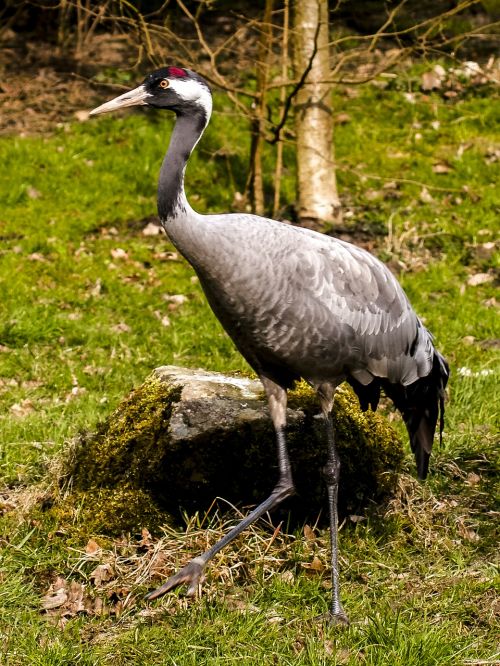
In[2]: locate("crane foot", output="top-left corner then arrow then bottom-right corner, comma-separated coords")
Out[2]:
315,610 -> 350,627
328,609 -> 350,627
144,556 -> 206,601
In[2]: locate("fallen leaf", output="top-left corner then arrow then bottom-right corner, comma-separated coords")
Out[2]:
421,70 -> 443,91
42,587 -> 68,611
142,222 -> 162,236
163,294 -> 188,306
483,297 -> 498,308
90,563 -> 114,587
302,555 -> 324,572
334,112 -> 351,124
152,250 -> 178,262
485,147 -> 500,164
419,188 -> 434,204
112,322 -> 131,333
467,272 -> 493,286
225,597 -> 260,613
85,538 -> 101,554
10,398 -> 35,417
66,580 -> 86,614
303,524 -> 316,541
110,248 -> 128,260
27,186 -> 41,199
74,110 -> 89,122
154,311 -> 171,327
28,252 -> 46,262
466,472 -> 481,486
432,162 -> 452,174
365,189 -> 382,201
88,279 -> 102,297
140,528 -> 153,546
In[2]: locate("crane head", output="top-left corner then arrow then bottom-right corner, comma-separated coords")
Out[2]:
89,67 -> 212,120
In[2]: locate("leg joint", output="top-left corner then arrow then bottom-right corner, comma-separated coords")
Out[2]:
322,459 -> 340,486
273,476 -> 296,502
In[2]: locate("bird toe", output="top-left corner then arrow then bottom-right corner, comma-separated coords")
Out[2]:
145,557 -> 206,601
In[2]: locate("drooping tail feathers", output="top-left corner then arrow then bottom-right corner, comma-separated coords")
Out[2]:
348,351 -> 449,480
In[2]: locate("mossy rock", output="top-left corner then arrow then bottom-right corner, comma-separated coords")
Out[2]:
57,366 -> 404,536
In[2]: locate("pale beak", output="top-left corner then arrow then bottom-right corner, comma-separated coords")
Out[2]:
89,84 -> 150,116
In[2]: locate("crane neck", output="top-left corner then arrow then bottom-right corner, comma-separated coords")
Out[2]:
157,109 -> 209,222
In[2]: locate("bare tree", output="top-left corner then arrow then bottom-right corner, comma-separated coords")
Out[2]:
11,0 -> 496,221
293,0 -> 341,228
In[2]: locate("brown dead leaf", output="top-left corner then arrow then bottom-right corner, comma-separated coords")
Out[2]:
85,538 -> 101,554
10,398 -> 35,417
334,112 -> 351,124
154,310 -> 171,327
139,528 -> 153,547
142,222 -> 162,236
302,555 -> 324,572
485,147 -> 500,164
27,186 -> 42,199
419,188 -> 434,204
65,386 -> 86,402
88,279 -> 102,297
110,248 -> 129,260
483,297 -> 498,308
152,250 -> 179,262
90,563 -> 114,587
466,472 -> 481,486
225,597 -> 260,613
111,322 -> 131,333
303,524 -> 316,542
42,588 -> 68,611
467,273 -> 494,287
74,110 -> 89,122
432,162 -> 452,174
28,252 -> 46,262
163,294 -> 188,306
67,580 -> 86,614
421,70 -> 443,91
365,189 -> 383,201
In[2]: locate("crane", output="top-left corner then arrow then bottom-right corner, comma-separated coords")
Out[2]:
90,67 -> 449,624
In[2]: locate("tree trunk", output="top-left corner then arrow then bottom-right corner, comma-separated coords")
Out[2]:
248,0 -> 274,216
293,0 -> 341,229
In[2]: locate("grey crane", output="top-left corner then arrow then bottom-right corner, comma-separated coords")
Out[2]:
90,67 -> 449,624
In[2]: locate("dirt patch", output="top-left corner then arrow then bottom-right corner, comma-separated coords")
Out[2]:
0,30 -> 133,135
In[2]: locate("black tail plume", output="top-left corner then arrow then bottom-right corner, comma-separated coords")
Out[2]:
383,352 -> 449,479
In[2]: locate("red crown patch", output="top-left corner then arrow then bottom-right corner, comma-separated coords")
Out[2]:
167,67 -> 186,78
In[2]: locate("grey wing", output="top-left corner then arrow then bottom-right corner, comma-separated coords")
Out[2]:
190,215 -> 434,387
271,231 -> 434,386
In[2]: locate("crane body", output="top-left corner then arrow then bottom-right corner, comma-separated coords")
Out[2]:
90,67 -> 449,624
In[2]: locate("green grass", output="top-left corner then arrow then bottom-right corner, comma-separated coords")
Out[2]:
0,69 -> 498,665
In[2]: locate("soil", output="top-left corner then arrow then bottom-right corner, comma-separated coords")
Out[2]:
0,30 -> 133,135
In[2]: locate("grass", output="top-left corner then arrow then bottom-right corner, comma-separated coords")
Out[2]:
0,65 -> 499,665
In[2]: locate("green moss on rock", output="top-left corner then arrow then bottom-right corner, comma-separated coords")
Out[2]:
51,367 -> 404,536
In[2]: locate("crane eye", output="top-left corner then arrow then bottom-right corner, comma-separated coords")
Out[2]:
159,79 -> 170,89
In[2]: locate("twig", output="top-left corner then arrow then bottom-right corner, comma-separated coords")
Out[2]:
269,18 -> 321,145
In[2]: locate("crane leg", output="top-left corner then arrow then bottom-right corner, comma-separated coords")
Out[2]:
145,377 -> 295,601
317,384 -> 350,626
